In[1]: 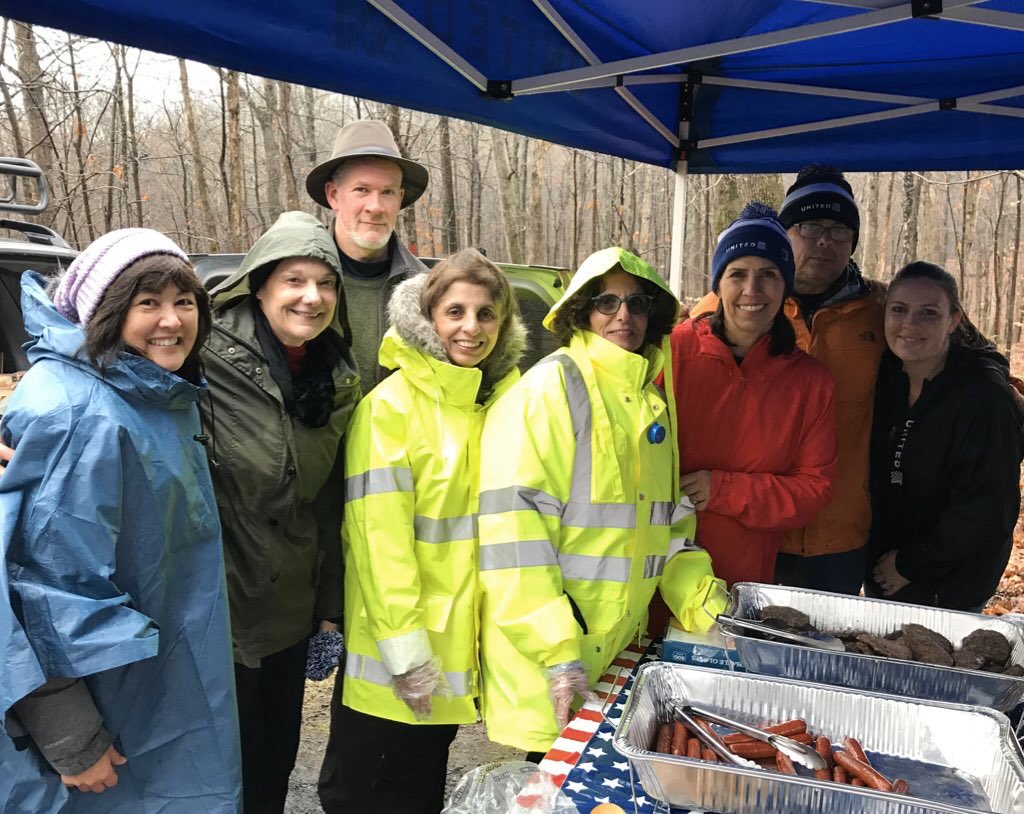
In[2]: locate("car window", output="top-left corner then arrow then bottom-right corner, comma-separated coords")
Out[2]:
0,255 -> 71,372
514,290 -> 559,370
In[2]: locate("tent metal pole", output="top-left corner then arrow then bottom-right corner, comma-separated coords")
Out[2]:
511,0 -> 980,95
530,0 -> 678,146
367,0 -> 488,91
669,161 -> 689,300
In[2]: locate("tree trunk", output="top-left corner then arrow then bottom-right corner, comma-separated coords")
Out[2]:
990,173 -> 1009,342
255,78 -> 283,221
899,172 -> 922,267
1008,174 -> 1023,352
438,116 -> 458,254
862,172 -> 880,276
0,21 -> 25,158
278,82 -> 302,212
491,130 -> 525,263
13,23 -> 54,179
526,141 -> 548,262
118,46 -> 144,227
179,59 -> 220,249
66,34 -> 95,242
225,71 -> 244,249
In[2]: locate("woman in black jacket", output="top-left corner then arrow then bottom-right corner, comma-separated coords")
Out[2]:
866,261 -> 1023,611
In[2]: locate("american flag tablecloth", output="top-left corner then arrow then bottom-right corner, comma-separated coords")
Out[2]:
537,639 -> 715,813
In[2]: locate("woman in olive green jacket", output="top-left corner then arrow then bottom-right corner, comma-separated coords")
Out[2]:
202,211 -> 359,814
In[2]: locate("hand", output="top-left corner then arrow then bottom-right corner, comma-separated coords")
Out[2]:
872,550 -> 910,597
0,440 -> 13,465
61,745 -> 126,793
391,658 -> 449,720
318,620 -> 339,634
680,470 -> 713,512
546,661 -> 598,731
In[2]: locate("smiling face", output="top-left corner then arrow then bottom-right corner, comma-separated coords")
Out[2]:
885,277 -> 961,372
255,257 -> 338,347
587,270 -> 649,353
324,158 -> 404,262
430,281 -> 501,368
120,284 -> 200,372
717,256 -> 786,346
788,218 -> 854,295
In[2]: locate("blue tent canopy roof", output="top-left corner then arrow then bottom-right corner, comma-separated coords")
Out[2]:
6,0 -> 1024,172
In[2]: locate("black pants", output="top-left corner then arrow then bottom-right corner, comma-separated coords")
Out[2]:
318,685 -> 458,814
234,637 -> 309,814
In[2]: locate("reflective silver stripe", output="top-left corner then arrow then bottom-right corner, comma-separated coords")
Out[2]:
479,485 -> 564,517
559,553 -> 630,583
544,354 -> 640,530
414,514 -> 477,544
562,501 -> 635,529
644,555 -> 666,579
649,501 -> 676,526
346,467 -> 414,502
541,355 -> 594,507
672,497 -> 696,521
480,540 -> 559,571
667,536 -> 700,559
344,653 -> 472,697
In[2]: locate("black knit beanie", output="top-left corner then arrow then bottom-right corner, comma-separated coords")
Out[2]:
778,164 -> 860,250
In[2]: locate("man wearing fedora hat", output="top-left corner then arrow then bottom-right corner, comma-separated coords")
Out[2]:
305,119 -> 430,391
311,120 -> 432,812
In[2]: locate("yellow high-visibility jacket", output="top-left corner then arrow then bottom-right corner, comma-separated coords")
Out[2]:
478,248 -> 724,752
342,275 -> 524,725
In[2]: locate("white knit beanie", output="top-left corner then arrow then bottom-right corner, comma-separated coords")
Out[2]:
53,228 -> 190,326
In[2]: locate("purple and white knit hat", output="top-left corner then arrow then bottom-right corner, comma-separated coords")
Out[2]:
53,228 -> 190,326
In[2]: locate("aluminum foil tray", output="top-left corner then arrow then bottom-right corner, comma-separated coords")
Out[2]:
725,582 -> 1024,712
613,661 -> 1024,814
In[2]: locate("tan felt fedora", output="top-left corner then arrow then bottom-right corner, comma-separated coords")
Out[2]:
305,120 -> 428,210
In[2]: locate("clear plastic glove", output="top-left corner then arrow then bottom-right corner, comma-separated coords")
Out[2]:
391,656 -> 451,720
546,661 -> 598,731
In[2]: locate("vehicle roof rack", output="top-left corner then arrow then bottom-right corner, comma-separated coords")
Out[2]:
0,157 -> 49,214
0,219 -> 71,249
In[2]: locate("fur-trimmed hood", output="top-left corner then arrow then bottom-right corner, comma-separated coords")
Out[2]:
383,273 -> 527,399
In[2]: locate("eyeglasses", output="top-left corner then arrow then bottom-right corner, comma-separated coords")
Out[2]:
590,292 -> 655,316
796,222 -> 855,243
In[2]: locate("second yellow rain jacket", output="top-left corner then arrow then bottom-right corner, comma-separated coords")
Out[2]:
478,248 -> 725,752
342,273 -> 526,725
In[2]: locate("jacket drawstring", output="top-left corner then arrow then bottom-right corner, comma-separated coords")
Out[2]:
197,384 -> 220,468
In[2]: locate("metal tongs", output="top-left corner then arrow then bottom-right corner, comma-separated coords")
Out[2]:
716,613 -> 846,653
683,703 -> 828,771
671,703 -> 761,769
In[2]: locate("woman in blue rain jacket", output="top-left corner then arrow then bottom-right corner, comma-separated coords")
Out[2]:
0,229 -> 241,813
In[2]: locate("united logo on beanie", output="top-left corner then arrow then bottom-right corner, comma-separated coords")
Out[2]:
711,201 -> 795,295
778,164 -> 860,250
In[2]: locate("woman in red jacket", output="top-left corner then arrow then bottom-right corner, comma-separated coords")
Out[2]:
660,203 -> 838,605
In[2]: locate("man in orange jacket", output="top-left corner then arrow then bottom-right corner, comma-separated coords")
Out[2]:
693,165 -> 885,594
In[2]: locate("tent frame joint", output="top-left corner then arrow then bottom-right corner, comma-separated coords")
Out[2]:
940,96 -> 958,110
484,79 -> 514,100
912,0 -> 943,17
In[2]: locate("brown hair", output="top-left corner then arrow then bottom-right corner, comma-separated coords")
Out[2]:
421,248 -> 518,339
549,266 -> 676,348
888,261 -> 991,351
85,254 -> 212,379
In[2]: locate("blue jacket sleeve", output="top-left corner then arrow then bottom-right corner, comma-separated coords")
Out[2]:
1,378 -> 159,721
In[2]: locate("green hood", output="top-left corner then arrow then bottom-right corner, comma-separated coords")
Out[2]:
543,246 -> 678,331
209,211 -> 344,334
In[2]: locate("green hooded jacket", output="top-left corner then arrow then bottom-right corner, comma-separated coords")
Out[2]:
203,211 -> 360,666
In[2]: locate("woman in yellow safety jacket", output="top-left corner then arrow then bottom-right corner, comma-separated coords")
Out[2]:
332,248 -> 525,813
478,247 -> 727,755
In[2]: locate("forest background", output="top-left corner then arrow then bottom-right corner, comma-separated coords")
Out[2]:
7,19 -> 1024,354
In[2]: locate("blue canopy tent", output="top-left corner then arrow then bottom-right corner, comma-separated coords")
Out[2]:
5,0 -> 1024,290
